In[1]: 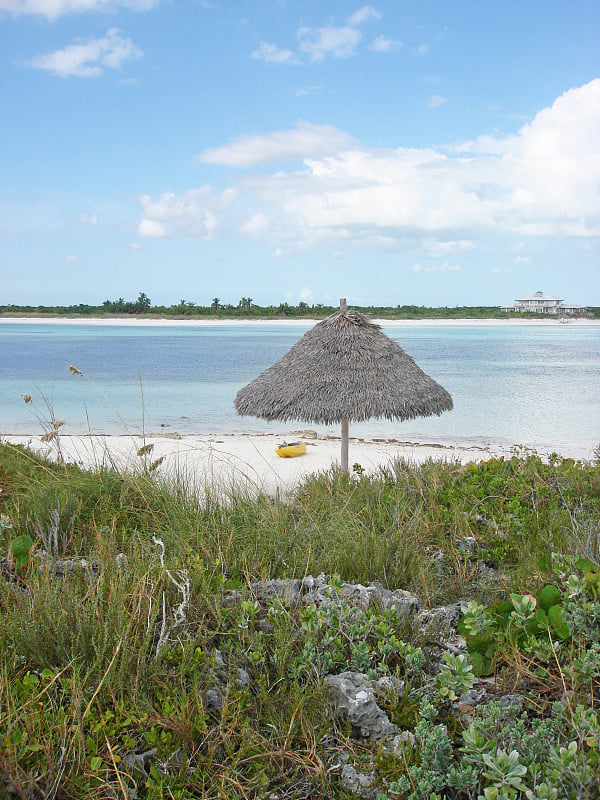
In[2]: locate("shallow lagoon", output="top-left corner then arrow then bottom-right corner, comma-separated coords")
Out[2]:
1,320 -> 598,459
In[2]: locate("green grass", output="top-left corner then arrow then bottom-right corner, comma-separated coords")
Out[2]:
0,441 -> 599,798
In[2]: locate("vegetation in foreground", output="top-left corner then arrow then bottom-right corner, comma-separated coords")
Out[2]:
2,292 -> 599,320
0,442 -> 599,798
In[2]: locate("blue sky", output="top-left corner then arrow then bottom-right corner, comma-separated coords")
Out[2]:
1,0 -> 599,308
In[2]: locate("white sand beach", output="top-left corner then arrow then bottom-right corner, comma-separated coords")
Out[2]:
2,431 -> 511,497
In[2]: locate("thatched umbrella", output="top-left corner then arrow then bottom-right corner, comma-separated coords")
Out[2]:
235,298 -> 453,470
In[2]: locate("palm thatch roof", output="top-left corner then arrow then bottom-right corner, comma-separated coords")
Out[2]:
234,305 -> 453,424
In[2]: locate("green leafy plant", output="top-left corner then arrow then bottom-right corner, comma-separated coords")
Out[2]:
8,534 -> 34,571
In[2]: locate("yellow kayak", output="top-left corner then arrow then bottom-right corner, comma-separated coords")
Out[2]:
275,441 -> 307,458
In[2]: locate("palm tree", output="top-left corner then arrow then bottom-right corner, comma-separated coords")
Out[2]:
211,297 -> 220,310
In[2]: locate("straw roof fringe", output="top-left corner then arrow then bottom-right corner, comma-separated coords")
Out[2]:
234,308 -> 453,424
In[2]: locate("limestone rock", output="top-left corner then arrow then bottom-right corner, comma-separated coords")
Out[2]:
325,672 -> 398,741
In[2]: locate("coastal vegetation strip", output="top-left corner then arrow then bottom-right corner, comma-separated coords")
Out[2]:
0,442 -> 599,797
2,293 -> 599,320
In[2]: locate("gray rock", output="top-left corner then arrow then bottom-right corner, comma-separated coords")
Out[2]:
212,649 -> 226,670
341,764 -> 378,800
424,545 -> 446,564
122,747 -> 157,773
251,578 -> 303,604
418,602 -> 463,631
341,582 -> 371,608
375,675 -> 404,695
496,694 -> 524,713
457,536 -> 479,554
391,730 -> 417,755
203,688 -> 223,714
222,590 -> 242,606
325,672 -> 398,741
237,668 -> 251,687
382,587 -> 422,617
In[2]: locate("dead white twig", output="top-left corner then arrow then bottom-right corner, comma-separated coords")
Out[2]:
152,536 -> 190,658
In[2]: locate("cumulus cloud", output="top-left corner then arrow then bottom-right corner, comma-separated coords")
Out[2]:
514,255 -> 531,266
298,6 -> 382,61
370,35 -> 401,53
138,187 -> 234,239
424,262 -> 461,273
141,80 -> 600,244
77,212 -> 99,224
251,42 -> 296,64
347,5 -> 381,26
297,23 -> 362,61
421,240 -> 475,257
252,5 -> 393,65
1,0 -> 156,18
240,212 -> 270,237
298,286 -> 313,301
28,29 -> 142,77
197,121 -> 357,167
428,94 -> 447,108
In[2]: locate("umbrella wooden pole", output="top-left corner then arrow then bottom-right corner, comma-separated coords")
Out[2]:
341,418 -> 349,472
340,299 -> 349,471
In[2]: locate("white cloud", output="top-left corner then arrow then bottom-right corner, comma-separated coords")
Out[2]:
428,94 -> 447,108
370,35 -> 401,53
129,242 -> 142,250
140,80 -> 600,244
197,121 -> 357,167
253,6 -> 386,65
347,5 -> 381,26
251,42 -> 296,64
295,85 -> 322,97
414,44 -> 430,55
298,286 -> 313,301
240,213 -> 269,236
28,29 -> 142,77
77,212 -> 99,224
138,187 -> 231,239
1,0 -> 156,18
421,240 -> 475,257
424,262 -> 461,273
297,23 -> 362,61
514,255 -> 531,266
65,253 -> 78,262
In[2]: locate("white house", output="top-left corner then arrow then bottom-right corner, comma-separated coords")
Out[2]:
500,291 -> 587,315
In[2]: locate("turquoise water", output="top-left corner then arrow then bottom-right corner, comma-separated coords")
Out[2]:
1,322 -> 598,458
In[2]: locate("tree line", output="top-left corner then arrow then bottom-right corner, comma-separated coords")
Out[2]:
1,293 -> 598,319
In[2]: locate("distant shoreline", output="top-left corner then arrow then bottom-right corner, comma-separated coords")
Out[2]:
2,315 -> 599,328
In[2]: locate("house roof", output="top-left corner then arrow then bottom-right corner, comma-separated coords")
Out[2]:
515,292 -> 563,302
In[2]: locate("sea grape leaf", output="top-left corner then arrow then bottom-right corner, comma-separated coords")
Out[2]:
548,605 -> 570,639
534,607 -> 549,628
537,584 -> 562,611
492,600 -> 514,626
464,631 -> 493,653
469,651 -> 493,677
575,557 -> 599,573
